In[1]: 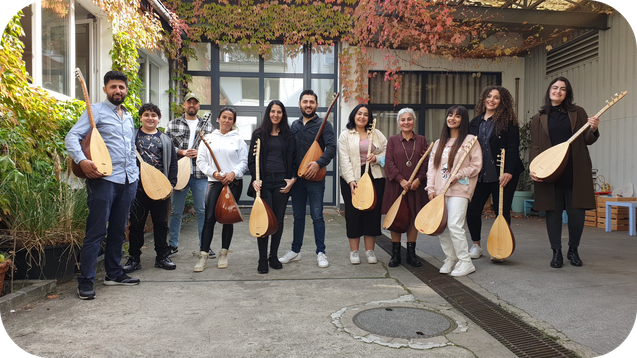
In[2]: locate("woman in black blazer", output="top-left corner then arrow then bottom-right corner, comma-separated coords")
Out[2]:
466,86 -> 524,259
248,100 -> 298,274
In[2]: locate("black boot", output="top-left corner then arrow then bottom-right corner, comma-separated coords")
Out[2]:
405,242 -> 423,267
550,249 -> 563,268
258,258 -> 269,274
567,246 -> 583,267
388,242 -> 401,267
269,255 -> 283,270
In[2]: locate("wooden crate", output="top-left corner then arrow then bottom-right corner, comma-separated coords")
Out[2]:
585,209 -> 597,227
597,222 -> 629,231
598,217 -> 630,226
596,196 -> 636,208
597,207 -> 629,218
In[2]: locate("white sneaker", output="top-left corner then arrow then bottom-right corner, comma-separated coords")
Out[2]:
450,260 -> 476,277
218,249 -> 228,269
317,252 -> 329,268
279,250 -> 301,264
193,251 -> 208,272
439,258 -> 458,274
468,244 -> 483,259
350,250 -> 360,264
365,250 -> 377,264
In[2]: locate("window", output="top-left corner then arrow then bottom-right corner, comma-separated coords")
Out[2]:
186,43 -> 339,205
41,0 -> 71,95
369,71 -> 501,142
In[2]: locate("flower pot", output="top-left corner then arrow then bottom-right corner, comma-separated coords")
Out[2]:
12,243 -> 77,282
512,191 -> 533,213
0,261 -> 11,297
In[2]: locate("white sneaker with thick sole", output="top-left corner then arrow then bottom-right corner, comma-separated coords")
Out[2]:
365,250 -> 377,264
317,252 -> 329,268
450,260 -> 476,277
193,251 -> 208,272
468,244 -> 483,259
218,249 -> 228,269
350,250 -> 360,264
279,250 -> 301,264
439,258 -> 458,274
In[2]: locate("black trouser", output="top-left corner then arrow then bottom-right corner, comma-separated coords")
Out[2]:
128,187 -> 170,260
339,168 -> 385,238
256,173 -> 291,259
466,172 -> 519,242
200,180 -> 243,252
546,186 -> 585,250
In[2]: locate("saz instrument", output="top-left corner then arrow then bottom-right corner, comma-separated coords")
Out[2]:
530,91 -> 628,182
486,148 -> 516,260
175,112 -> 212,190
71,68 -> 113,178
249,139 -> 278,237
351,118 -> 378,211
135,150 -> 172,200
297,92 -> 339,181
415,136 -> 478,236
174,157 -> 191,191
382,141 -> 433,233
198,131 -> 243,225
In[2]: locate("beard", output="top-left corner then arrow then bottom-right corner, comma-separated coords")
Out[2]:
108,93 -> 126,106
185,107 -> 198,116
302,108 -> 317,119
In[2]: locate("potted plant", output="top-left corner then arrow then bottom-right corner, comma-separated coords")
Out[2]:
512,120 -> 533,213
0,156 -> 88,283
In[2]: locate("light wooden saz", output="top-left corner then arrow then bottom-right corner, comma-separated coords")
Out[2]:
486,148 -> 516,260
415,136 -> 478,235
135,150 -> 172,200
249,138 -> 278,237
71,68 -> 112,178
175,112 -> 211,190
351,118 -> 377,211
382,141 -> 434,233
297,93 -> 339,181
529,91 -> 627,182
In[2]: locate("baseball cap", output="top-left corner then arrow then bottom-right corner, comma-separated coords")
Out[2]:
184,92 -> 200,102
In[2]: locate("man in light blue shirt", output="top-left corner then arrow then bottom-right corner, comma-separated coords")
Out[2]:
65,71 -> 141,300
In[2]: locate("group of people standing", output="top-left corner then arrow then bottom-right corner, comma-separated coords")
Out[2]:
66,70 -> 600,301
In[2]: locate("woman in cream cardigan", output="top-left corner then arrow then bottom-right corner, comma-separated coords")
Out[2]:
338,104 -> 387,264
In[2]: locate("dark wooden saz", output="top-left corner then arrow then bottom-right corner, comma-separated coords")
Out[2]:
486,148 -> 516,260
71,68 -> 112,178
382,142 -> 433,233
198,130 -> 243,225
249,139 -> 278,237
297,92 -> 339,181
414,136 -> 478,236
529,91 -> 627,182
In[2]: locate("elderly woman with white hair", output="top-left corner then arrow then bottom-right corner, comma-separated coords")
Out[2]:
381,108 -> 430,268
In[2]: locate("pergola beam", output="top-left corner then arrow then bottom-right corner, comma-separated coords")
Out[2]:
452,5 -> 609,30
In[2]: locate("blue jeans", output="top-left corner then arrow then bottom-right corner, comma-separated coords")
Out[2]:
169,176 -> 207,247
79,178 -> 137,285
291,178 -> 326,254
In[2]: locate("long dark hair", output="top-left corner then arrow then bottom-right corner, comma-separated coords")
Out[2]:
475,86 -> 518,134
540,77 -> 576,114
258,100 -> 290,136
433,105 -> 470,170
346,104 -> 374,131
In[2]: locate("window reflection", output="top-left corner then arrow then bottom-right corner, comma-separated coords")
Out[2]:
219,44 -> 259,72
311,45 -> 335,74
42,0 -> 70,95
264,45 -> 303,73
220,77 -> 259,106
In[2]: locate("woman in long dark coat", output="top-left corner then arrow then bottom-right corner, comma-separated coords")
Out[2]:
529,77 -> 599,268
381,108 -> 429,268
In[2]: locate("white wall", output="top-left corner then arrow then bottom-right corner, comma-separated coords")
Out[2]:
522,12 -> 637,193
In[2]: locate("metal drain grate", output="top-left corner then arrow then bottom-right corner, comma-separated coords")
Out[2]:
378,236 -> 580,358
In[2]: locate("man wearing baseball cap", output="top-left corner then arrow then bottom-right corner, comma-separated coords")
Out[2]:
165,93 -> 214,257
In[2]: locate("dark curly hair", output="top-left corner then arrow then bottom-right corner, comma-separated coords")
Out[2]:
345,104 -> 374,131
474,86 -> 518,135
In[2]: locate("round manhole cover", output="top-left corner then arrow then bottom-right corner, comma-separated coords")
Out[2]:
353,307 -> 455,339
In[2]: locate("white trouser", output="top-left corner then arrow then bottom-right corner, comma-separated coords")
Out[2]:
438,196 -> 470,263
